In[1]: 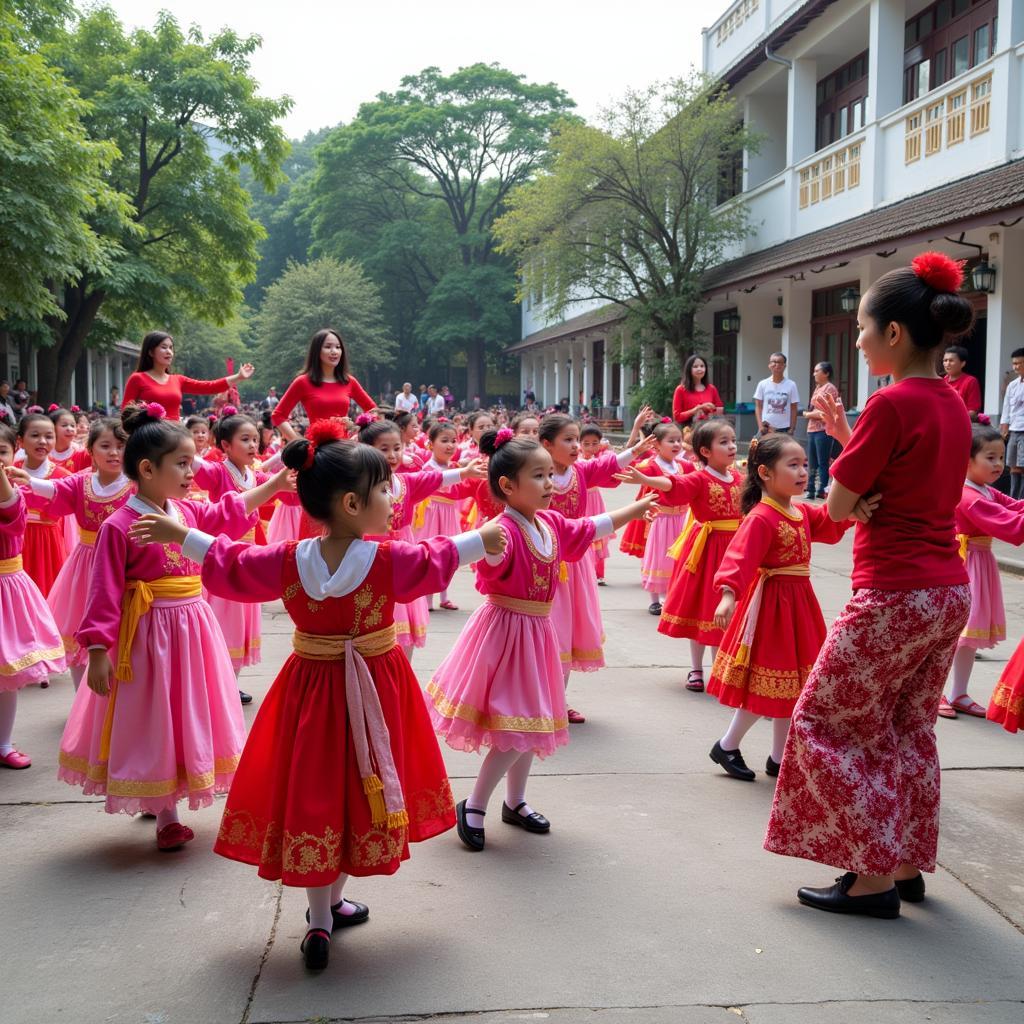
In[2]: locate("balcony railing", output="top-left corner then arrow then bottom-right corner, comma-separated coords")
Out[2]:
904,72 -> 992,165
798,138 -> 863,209
715,0 -> 759,47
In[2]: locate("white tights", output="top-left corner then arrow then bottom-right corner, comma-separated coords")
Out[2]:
465,747 -> 537,828
719,708 -> 791,762
689,641 -> 718,675
948,645 -> 976,702
0,690 -> 17,754
306,874 -> 352,933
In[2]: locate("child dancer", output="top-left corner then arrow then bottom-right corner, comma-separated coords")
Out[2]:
460,411 -> 496,528
0,425 -> 67,768
9,418 -> 132,691
129,420 -> 505,969
414,419 -> 473,610
57,403 -> 291,850
15,412 -> 69,597
939,424 -> 1024,718
764,253 -> 974,918
511,413 -> 540,440
655,418 -> 743,691
617,408 -> 659,561
540,413 -> 654,723
427,428 -> 657,849
580,425 -> 614,586
359,417 -> 486,656
396,411 -> 426,471
639,422 -> 693,614
706,435 -> 857,781
988,640 -> 1024,732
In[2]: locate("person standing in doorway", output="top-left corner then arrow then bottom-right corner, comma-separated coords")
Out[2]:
754,353 -> 800,435
943,345 -> 981,420
999,348 -> 1024,499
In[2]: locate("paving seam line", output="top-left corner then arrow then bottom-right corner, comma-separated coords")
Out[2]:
240,881 -> 283,1024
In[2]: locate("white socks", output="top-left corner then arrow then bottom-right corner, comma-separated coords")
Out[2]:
771,717 -> 790,763
505,752 -> 537,819
689,643 -> 718,675
155,807 -> 180,830
562,665 -> 571,692
306,874 -> 356,933
466,748 -> 534,828
949,645 -> 976,702
719,709 -> 791,763
0,690 -> 16,754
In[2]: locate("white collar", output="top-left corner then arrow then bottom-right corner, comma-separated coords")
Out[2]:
127,493 -> 171,515
703,465 -> 733,483
25,460 -> 52,479
425,456 -> 451,472
504,506 -> 553,557
51,447 -> 75,462
964,480 -> 991,497
552,465 -> 573,487
225,460 -> 255,489
295,537 -> 378,599
92,473 -> 129,497
656,455 -> 680,474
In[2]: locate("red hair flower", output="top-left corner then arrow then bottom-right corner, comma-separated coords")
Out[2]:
355,412 -> 377,428
70,405 -> 81,413
660,416 -> 671,423
911,251 -> 965,293
306,417 -> 348,449
47,403 -> 60,413
494,427 -> 515,449
145,402 -> 166,420
221,404 -> 238,417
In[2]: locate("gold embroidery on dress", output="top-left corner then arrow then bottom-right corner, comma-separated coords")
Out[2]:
775,521 -> 800,564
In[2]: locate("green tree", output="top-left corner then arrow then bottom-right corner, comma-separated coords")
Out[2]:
309,63 -> 576,398
252,257 -> 396,395
495,73 -> 757,365
12,5 -> 290,403
173,312 -> 255,397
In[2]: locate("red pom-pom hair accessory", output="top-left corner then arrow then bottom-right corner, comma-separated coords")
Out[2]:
302,418 -> 349,470
355,412 -> 377,428
911,251 -> 965,293
660,416 -> 671,423
494,427 -> 515,449
220,404 -> 238,417
47,403 -> 60,413
145,402 -> 166,420
70,405 -> 81,413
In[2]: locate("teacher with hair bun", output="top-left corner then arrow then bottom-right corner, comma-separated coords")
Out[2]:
271,328 -> 377,441
121,331 -> 254,421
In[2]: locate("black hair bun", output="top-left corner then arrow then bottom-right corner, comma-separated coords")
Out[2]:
282,438 -> 312,471
478,429 -> 500,457
930,291 -> 974,338
121,402 -> 163,435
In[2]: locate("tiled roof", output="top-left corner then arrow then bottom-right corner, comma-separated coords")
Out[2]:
507,303 -> 625,354
704,158 -> 1024,293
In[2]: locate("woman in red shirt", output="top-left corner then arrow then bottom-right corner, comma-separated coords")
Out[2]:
121,332 -> 254,421
271,328 -> 377,441
672,355 -> 723,425
942,344 -> 982,419
764,253 -> 975,920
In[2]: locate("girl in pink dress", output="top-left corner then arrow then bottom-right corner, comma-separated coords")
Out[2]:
359,417 -> 486,657
57,403 -> 292,851
539,414 -> 655,723
413,419 -> 474,610
639,422 -> 693,615
0,425 -> 67,769
128,421 -> 504,970
427,429 -> 656,850
9,418 -> 132,691
49,407 -> 82,556
939,424 -> 1024,719
580,426 -> 614,586
15,412 -> 69,597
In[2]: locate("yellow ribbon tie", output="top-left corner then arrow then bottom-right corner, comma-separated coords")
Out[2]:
957,533 -> 991,561
79,528 -> 98,546
672,517 -> 741,573
0,555 -> 24,575
413,499 -> 428,530
115,576 -> 202,683
732,564 -> 811,668
559,561 -> 568,583
466,501 -> 479,528
667,510 -> 697,561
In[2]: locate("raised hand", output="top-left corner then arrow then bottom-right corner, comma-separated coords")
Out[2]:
238,363 -> 255,380
460,457 -> 488,481
813,391 -> 851,447
128,512 -> 190,547
3,466 -> 30,486
478,519 -> 508,557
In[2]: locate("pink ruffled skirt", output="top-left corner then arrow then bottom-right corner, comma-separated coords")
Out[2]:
959,548 -> 1005,650
63,513 -> 79,556
46,539 -> 95,667
395,597 -> 429,651
641,511 -> 687,593
267,502 -> 302,544
585,486 -> 614,559
414,498 -> 459,542
0,571 -> 66,690
57,595 -> 245,814
206,593 -> 262,671
426,602 -> 568,757
551,548 -> 606,672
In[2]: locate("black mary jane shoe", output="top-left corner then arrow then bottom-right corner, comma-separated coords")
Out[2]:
306,899 -> 370,930
456,799 -> 486,852
765,756 -> 781,778
501,801 -> 551,833
710,741 -> 756,781
797,872 -> 901,919
685,670 -> 705,693
300,928 -> 331,970
648,601 -> 662,616
895,873 -> 926,903
239,689 -> 253,706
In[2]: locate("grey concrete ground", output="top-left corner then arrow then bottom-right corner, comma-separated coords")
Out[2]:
2,491 -> 1023,1024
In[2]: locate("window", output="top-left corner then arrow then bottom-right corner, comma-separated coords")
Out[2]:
717,147 -> 744,205
953,35 -> 969,74
973,24 -> 989,64
816,50 -> 869,150
934,49 -> 947,87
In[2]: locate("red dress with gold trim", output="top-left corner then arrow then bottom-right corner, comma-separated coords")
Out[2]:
988,641 -> 1024,733
21,461 -> 70,597
707,499 -> 850,718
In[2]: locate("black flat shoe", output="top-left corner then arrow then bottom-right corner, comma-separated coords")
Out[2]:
648,601 -> 662,616
895,873 -> 926,903
300,928 -> 331,970
456,799 -> 486,851
765,756 -> 781,778
597,578 -> 607,587
239,689 -> 253,705
501,801 -> 550,833
710,741 -> 756,781
685,670 -> 705,692
797,872 -> 901,919
306,899 -> 370,930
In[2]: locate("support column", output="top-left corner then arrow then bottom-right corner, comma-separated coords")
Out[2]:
602,340 -> 612,416
619,335 -> 629,419
553,350 -> 560,409
582,338 -> 593,411
985,227 -> 1024,417
786,59 -> 817,168
856,255 -> 890,409
867,0 -> 905,123
781,283 -> 813,409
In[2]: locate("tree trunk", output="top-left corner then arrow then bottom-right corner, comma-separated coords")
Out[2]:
31,290 -> 106,406
465,337 -> 486,404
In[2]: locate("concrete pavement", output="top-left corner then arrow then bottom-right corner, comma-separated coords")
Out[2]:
2,493 -> 1023,1024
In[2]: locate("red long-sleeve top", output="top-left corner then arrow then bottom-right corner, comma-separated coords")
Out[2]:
672,384 -> 723,425
270,374 -> 376,426
122,372 -> 229,421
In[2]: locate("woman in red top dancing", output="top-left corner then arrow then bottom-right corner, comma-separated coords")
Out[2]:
121,332 -> 254,421
271,328 -> 377,441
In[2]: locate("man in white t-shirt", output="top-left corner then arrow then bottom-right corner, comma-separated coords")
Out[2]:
426,385 -> 446,417
754,352 -> 801,434
394,382 -> 419,413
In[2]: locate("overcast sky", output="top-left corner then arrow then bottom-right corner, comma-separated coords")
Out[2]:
103,1 -> 718,139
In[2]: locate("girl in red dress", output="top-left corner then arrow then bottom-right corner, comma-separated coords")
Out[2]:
15,412 -> 69,597
130,421 -> 505,970
616,408 -> 660,561
764,253 -> 975,919
654,418 -> 743,691
706,435 -> 855,782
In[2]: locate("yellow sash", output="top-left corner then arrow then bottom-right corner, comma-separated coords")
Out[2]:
115,576 -> 202,682
292,624 -> 398,660
0,555 -> 24,575
733,564 -> 811,668
79,528 -> 97,546
487,595 -> 553,617
26,509 -> 57,526
957,533 -> 992,561
668,516 -> 740,572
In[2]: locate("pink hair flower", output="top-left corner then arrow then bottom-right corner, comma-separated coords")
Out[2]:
47,403 -> 60,413
355,412 -> 377,428
660,416 -> 671,423
70,405 -> 81,413
145,402 -> 166,420
26,405 -> 43,414
494,427 -> 515,449
221,405 -> 238,417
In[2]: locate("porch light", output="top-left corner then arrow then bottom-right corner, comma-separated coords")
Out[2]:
721,313 -> 740,333
839,287 -> 860,314
971,261 -> 996,294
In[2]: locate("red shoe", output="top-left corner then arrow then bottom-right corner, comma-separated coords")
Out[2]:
156,822 -> 195,851
439,600 -> 459,611
567,707 -> 586,724
950,695 -> 988,719
0,747 -> 31,769
937,695 -> 957,719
